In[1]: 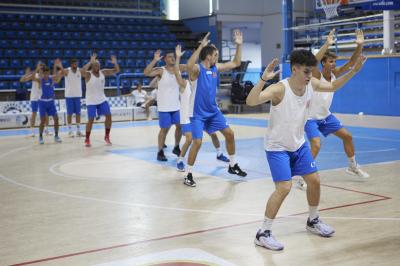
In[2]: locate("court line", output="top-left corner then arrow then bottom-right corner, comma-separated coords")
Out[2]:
319,148 -> 397,154
9,196 -> 392,266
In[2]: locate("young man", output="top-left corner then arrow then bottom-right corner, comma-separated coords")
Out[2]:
173,44 -> 229,172
130,83 -> 153,120
30,61 -> 64,144
19,61 -> 51,136
246,50 -> 365,251
59,58 -> 83,137
144,50 -> 184,161
183,31 -> 247,187
80,54 -> 120,147
305,28 -> 369,179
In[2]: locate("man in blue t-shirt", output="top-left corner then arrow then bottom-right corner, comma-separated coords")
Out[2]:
183,31 -> 247,187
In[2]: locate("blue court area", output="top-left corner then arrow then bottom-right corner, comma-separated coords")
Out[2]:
110,118 -> 400,181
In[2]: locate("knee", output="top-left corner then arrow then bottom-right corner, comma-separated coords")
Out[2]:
186,135 -> 193,143
276,181 -> 292,197
192,139 -> 202,148
343,132 -> 353,143
310,138 -> 321,151
304,173 -> 320,187
224,129 -> 234,141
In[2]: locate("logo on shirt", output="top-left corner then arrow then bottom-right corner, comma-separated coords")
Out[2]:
212,72 -> 217,78
311,162 -> 316,168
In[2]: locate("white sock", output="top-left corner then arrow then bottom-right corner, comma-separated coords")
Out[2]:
261,217 -> 274,232
187,165 -> 193,174
229,155 -> 236,167
216,147 -> 222,156
348,156 -> 357,168
309,206 -> 319,221
178,156 -> 183,163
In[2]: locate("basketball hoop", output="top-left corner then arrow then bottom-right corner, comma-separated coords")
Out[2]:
320,0 -> 341,19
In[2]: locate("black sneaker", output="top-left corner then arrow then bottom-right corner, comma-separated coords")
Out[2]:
172,145 -> 181,156
157,150 -> 167,161
163,144 -> 167,148
228,163 -> 247,177
184,173 -> 196,187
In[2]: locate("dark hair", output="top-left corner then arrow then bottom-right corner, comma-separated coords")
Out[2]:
289,49 -> 317,69
43,66 -> 50,72
163,50 -> 175,58
321,51 -> 337,65
200,45 -> 217,61
70,58 -> 78,64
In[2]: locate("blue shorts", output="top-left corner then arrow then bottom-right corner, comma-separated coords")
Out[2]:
39,100 -> 57,118
191,111 -> 228,140
158,110 -> 180,128
66,97 -> 81,115
87,101 -> 111,120
31,101 -> 39,113
266,143 -> 317,182
181,123 -> 192,134
305,114 -> 343,140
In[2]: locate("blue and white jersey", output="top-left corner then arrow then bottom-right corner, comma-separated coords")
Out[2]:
40,77 -> 55,101
190,64 -> 219,118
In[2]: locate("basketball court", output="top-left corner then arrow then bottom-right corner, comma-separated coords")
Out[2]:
1,113 -> 399,265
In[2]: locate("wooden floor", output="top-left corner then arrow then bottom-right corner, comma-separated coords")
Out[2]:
0,113 -> 399,266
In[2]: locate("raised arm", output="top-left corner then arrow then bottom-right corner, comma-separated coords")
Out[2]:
313,28 -> 336,79
52,58 -> 64,83
246,58 -> 282,106
143,49 -> 164,77
187,32 -> 210,78
334,29 -> 364,76
80,53 -> 96,81
312,55 -> 366,92
102,55 -> 120,77
216,29 -> 242,72
19,67 -> 33,82
173,45 -> 188,93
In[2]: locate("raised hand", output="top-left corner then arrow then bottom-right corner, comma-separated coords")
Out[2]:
110,55 -> 117,64
24,67 -> 31,75
153,49 -> 163,61
355,29 -> 364,45
199,32 -> 210,48
233,29 -> 243,45
353,55 -> 366,73
90,53 -> 97,64
326,28 -> 336,45
175,44 -> 185,58
54,58 -> 62,68
261,58 -> 280,81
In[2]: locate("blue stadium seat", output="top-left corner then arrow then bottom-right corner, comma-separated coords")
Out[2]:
23,40 -> 32,48
123,68 -> 132,74
58,40 -> 67,48
0,59 -> 8,68
35,40 -> 45,48
5,49 -> 15,57
41,50 -> 51,58
54,50 -> 63,58
0,40 -> 8,48
118,50 -> 127,58
5,69 -> 15,76
75,50 -> 84,58
11,82 -> 21,90
28,50 -> 39,58
40,31 -> 50,39
64,50 -> 73,58
23,59 -> 33,68
16,50 -> 27,58
52,32 -> 61,39
0,82 -> 9,90
137,50 -> 146,58
16,69 -> 25,76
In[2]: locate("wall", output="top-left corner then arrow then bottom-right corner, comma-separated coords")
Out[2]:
281,57 -> 400,116
181,16 -> 218,45
179,0 -> 209,19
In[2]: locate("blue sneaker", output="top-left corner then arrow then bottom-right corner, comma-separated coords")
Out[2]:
216,153 -> 230,162
177,161 -> 185,172
39,136 -> 44,145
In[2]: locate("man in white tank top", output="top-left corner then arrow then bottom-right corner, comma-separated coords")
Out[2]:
80,54 -> 120,147
246,50 -> 366,251
173,45 -> 230,173
303,29 -> 369,180
59,58 -> 83,137
144,49 -> 187,161
19,61 -> 51,137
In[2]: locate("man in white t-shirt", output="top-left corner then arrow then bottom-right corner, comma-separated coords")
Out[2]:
246,50 -> 365,251
59,58 -> 83,137
144,49 -> 187,161
123,83 -> 153,120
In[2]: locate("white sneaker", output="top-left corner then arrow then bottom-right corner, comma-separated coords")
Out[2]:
68,130 -> 74,137
30,130 -> 35,137
306,217 -> 335,237
295,177 -> 307,190
254,229 -> 284,251
346,165 -> 370,178
76,130 -> 83,137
